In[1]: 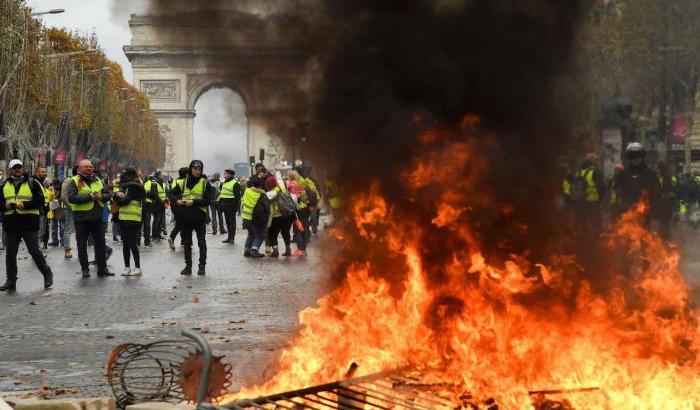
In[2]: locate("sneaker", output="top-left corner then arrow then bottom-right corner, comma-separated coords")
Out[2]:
181,266 -> 192,275
0,282 -> 16,291
43,270 -> 53,289
81,269 -> 90,278
292,249 -> 306,257
130,268 -> 143,276
197,266 -> 206,275
121,267 -> 132,276
168,238 -> 175,250
65,249 -> 73,259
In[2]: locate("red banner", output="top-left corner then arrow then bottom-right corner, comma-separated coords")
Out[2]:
74,151 -> 86,165
671,115 -> 689,144
52,148 -> 66,165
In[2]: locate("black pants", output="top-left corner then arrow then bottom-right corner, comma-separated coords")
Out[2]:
268,215 -> 293,249
75,219 -> 107,271
182,222 -> 207,268
294,208 -> 310,250
5,229 -> 51,283
221,200 -> 238,241
151,205 -> 163,238
120,223 -> 141,268
170,221 -> 181,240
142,204 -> 153,244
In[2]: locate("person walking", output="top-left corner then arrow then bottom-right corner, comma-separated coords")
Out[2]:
68,159 -> 113,278
242,177 -> 269,258
0,159 -> 53,291
168,167 -> 188,250
114,168 -> 145,276
59,165 -> 78,258
142,173 -> 156,246
219,169 -> 241,244
149,171 -> 167,241
32,166 -> 49,249
172,160 -> 212,275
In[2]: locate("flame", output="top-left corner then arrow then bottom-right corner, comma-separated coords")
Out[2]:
225,119 -> 699,409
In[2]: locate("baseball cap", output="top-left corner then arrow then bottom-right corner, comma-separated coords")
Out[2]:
8,159 -> 23,169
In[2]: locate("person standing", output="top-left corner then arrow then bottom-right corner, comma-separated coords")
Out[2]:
241,177 -> 269,258
48,179 -> 61,247
219,169 -> 241,244
287,169 -> 309,256
114,168 -> 145,276
265,173 -> 293,257
209,173 -> 225,235
68,159 -> 113,278
0,159 -> 53,291
59,165 -> 78,258
33,166 -> 49,249
142,174 -> 155,246
149,171 -> 167,241
615,142 -> 659,227
573,153 -> 605,239
167,167 -> 188,251
172,160 -> 212,275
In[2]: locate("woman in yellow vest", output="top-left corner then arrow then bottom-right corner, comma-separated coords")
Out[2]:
242,177 -> 270,258
112,168 -> 146,276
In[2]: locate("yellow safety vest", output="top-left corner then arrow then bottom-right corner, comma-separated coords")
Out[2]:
156,180 -> 166,201
578,168 -> 599,202
179,177 -> 207,214
659,175 -> 677,199
218,179 -> 239,200
241,188 -> 261,221
118,188 -> 142,223
70,176 -> 104,212
561,179 -> 571,197
144,180 -> 153,204
35,180 -> 49,206
3,180 -> 39,216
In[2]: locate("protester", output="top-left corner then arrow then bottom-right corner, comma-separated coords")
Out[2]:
168,167 -> 189,251
218,169 -> 241,244
209,173 -> 225,235
114,167 -> 145,276
242,176 -> 269,258
60,166 -> 78,259
68,159 -> 113,278
287,168 -> 309,256
266,171 -> 294,257
0,159 -> 53,291
172,160 -> 211,275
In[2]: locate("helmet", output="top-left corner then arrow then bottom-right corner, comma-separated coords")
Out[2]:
625,142 -> 646,158
189,160 -> 204,171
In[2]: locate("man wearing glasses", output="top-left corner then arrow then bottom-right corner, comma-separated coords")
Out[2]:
0,159 -> 53,291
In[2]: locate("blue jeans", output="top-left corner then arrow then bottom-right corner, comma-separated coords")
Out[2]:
60,209 -> 73,249
244,223 -> 264,251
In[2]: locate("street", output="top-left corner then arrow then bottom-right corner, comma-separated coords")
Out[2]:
0,225 -> 331,397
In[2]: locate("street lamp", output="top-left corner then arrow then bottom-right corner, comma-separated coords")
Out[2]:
31,8 -> 65,16
41,49 -> 96,58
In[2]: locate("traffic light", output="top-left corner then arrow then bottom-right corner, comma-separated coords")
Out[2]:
249,155 -> 255,166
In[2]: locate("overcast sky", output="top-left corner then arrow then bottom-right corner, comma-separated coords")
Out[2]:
30,0 -> 249,174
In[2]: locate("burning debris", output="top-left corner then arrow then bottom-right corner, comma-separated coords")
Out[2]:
138,1 -> 699,408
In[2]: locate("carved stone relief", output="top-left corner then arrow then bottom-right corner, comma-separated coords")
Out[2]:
141,80 -> 180,101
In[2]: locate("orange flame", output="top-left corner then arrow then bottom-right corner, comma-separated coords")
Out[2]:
226,119 -> 699,409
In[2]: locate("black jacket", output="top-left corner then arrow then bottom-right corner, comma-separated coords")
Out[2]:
115,180 -> 146,227
0,174 -> 45,232
67,174 -> 112,222
616,162 -> 659,212
171,174 -> 212,225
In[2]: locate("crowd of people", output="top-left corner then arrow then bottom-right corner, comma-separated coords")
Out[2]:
0,158 -> 333,292
562,142 -> 691,240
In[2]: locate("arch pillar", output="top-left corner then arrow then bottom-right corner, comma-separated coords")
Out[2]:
152,109 -> 195,174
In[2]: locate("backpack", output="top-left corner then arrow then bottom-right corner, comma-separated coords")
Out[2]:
277,191 -> 297,217
570,170 -> 589,203
252,195 -> 270,226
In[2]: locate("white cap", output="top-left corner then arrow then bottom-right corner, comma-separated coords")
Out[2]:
8,159 -> 23,169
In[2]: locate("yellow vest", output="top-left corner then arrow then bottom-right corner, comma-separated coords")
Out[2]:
180,177 -> 207,214
3,180 -> 39,216
561,179 -> 571,197
70,176 -> 104,212
118,187 -> 142,223
156,181 -> 166,201
578,168 -> 599,202
241,188 -> 261,221
218,179 -> 239,200
144,180 -> 153,203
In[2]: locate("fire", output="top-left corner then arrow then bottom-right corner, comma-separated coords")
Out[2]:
226,119 -> 700,409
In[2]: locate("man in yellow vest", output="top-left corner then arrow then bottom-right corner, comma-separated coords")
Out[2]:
168,167 -> 189,250
0,159 -> 53,291
144,171 -> 167,244
574,153 -> 605,238
219,169 -> 241,244
68,159 -> 113,278
241,177 -> 269,258
171,160 -> 212,275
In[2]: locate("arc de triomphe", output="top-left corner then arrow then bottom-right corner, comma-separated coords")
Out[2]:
124,9 -> 308,175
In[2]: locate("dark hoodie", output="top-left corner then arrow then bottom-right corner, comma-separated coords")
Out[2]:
171,161 -> 212,225
616,161 -> 659,212
0,173 -> 45,231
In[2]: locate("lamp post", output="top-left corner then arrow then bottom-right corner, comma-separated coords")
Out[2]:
31,8 -> 64,16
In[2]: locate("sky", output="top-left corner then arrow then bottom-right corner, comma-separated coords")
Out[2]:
29,0 -> 249,173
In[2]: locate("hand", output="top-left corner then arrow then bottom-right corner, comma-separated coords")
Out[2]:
16,202 -> 24,210
116,192 -> 125,198
177,199 -> 184,205
185,200 -> 194,207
